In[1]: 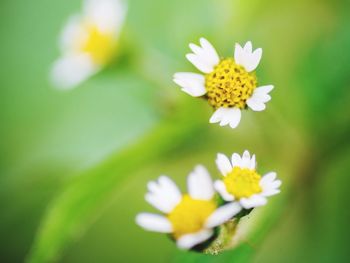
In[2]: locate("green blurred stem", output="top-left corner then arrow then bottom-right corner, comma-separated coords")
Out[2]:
205,219 -> 239,255
204,208 -> 253,255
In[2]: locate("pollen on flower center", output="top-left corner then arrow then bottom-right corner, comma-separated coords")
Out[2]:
205,58 -> 257,109
80,25 -> 116,65
168,195 -> 216,239
224,167 -> 262,199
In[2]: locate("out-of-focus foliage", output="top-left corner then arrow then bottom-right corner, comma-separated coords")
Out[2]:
0,0 -> 350,262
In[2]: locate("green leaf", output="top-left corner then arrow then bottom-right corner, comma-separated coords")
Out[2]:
26,99 -> 208,263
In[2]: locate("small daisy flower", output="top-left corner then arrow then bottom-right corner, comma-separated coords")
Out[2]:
173,38 -> 274,129
214,150 -> 281,209
51,0 -> 126,89
136,165 -> 242,250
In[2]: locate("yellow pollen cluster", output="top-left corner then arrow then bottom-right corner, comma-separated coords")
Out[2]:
81,25 -> 116,65
205,58 -> 257,109
224,167 -> 262,199
168,195 -> 216,239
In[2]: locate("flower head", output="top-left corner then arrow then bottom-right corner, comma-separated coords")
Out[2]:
174,38 -> 274,129
214,150 -> 281,209
51,0 -> 127,89
136,165 -> 241,249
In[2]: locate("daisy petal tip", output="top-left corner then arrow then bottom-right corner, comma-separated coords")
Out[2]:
214,180 -> 234,201
255,47 -> 263,55
243,41 -> 253,52
215,153 -> 232,176
194,164 -> 206,172
246,98 -> 266,112
188,165 -> 214,200
219,121 -> 228,127
209,113 -> 220,124
209,118 -> 217,124
188,43 -> 195,49
185,53 -> 193,60
235,42 -> 242,49
135,213 -> 172,233
176,230 -> 213,250
243,150 -> 250,157
199,37 -> 207,43
216,152 -> 225,158
229,119 -> 240,129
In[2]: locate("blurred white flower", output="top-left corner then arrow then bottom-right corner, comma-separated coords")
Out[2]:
136,165 -> 241,250
214,150 -> 281,209
51,0 -> 127,89
174,38 -> 273,129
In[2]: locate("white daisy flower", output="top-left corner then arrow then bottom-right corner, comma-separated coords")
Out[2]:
51,0 -> 127,89
136,165 -> 242,250
173,38 -> 274,129
214,150 -> 281,209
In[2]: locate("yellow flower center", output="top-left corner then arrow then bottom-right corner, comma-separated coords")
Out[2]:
168,195 -> 216,239
80,25 -> 117,65
224,167 -> 262,199
205,58 -> 257,109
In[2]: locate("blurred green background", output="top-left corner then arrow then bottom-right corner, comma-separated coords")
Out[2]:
1,0 -> 350,262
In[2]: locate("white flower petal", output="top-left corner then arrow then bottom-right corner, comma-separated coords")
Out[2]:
145,176 -> 181,213
260,172 -> 277,185
248,48 -> 262,72
217,109 -> 231,127
147,181 -> 159,193
158,176 -> 181,194
216,153 -> 232,176
246,97 -> 266,111
241,150 -> 251,168
249,154 -> 256,170
234,42 -> 262,72
240,195 -> 267,209
270,180 -> 282,189
231,153 -> 243,169
147,180 -> 179,206
243,41 -> 252,53
59,15 -> 86,52
83,0 -> 127,34
176,229 -> 213,249
226,108 -> 241,129
186,38 -> 219,74
186,53 -> 214,74
136,213 -> 172,233
173,72 -> 206,97
247,85 -> 274,111
51,54 -> 99,89
189,43 -> 202,54
209,107 -> 225,123
187,165 -> 214,200
214,180 -> 234,201
252,92 -> 271,103
209,107 -> 241,129
158,176 -> 182,204
234,43 -> 245,67
254,85 -> 274,95
260,172 -> 281,197
199,37 -> 220,66
189,43 -> 216,67
262,188 -> 281,197
145,193 -> 172,213
205,202 -> 242,228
